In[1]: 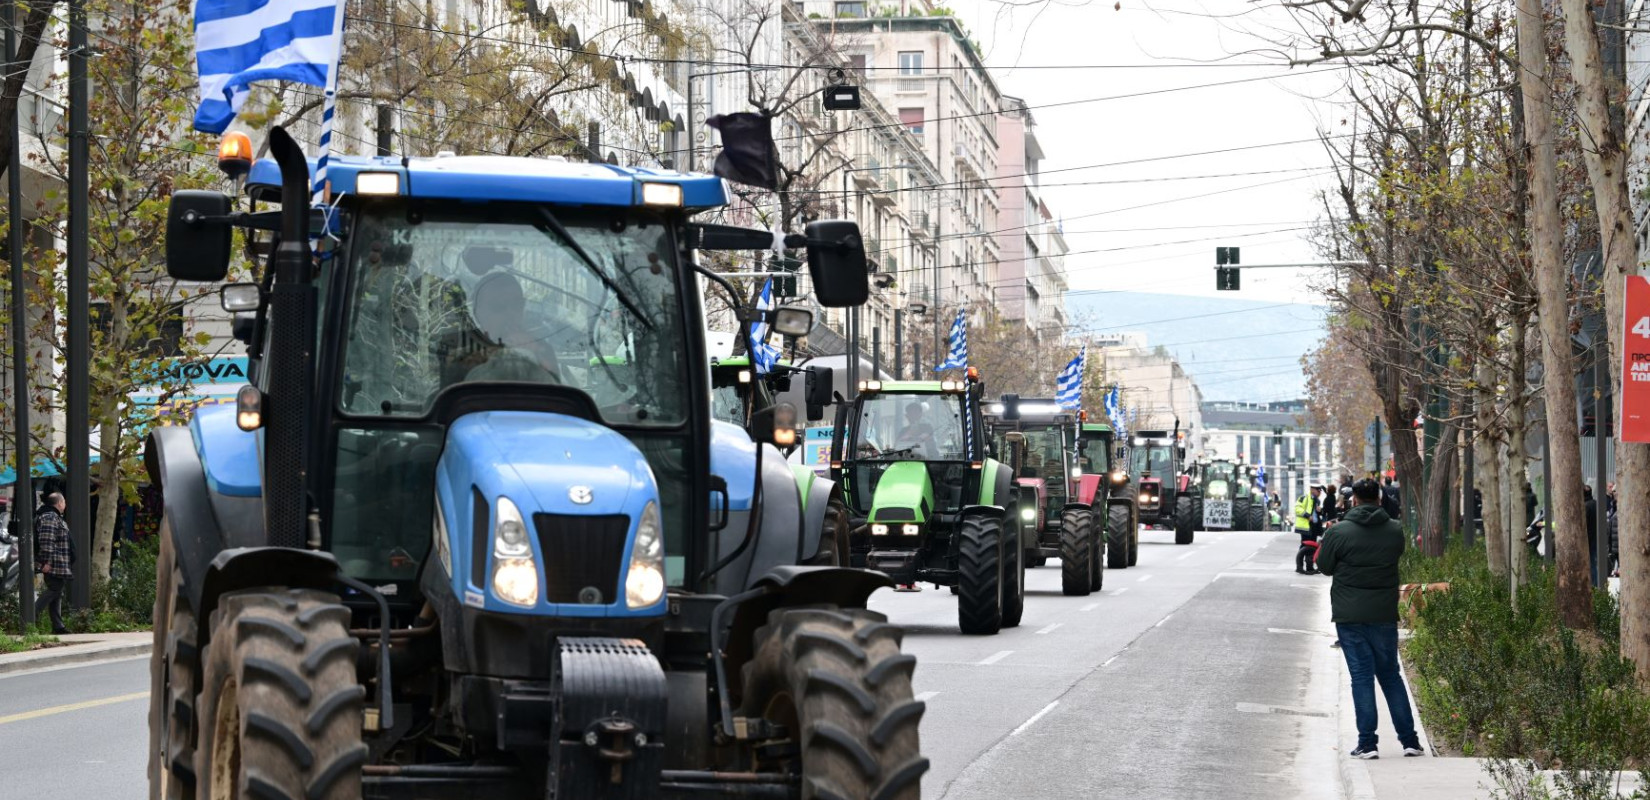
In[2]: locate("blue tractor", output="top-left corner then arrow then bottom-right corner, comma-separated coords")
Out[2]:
145,127 -> 925,800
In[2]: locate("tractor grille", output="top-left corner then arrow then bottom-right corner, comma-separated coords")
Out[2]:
533,514 -> 630,605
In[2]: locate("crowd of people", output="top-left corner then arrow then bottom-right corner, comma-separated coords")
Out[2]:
1291,476 -> 1402,575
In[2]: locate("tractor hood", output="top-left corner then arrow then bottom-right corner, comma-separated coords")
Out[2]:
869,461 -> 935,524
445,411 -> 654,516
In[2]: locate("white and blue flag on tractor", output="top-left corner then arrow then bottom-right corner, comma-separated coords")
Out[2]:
749,278 -> 782,375
1256,465 -> 1268,490
1104,386 -> 1126,438
1055,345 -> 1086,410
193,0 -> 344,135
934,309 -> 968,371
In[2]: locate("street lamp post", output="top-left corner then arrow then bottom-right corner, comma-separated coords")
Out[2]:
838,162 -> 909,394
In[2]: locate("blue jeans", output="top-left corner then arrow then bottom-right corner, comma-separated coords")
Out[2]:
1336,622 -> 1419,749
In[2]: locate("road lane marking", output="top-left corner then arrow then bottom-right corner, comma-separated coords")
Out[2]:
1268,627 -> 1332,637
1009,701 -> 1059,736
1176,551 -> 1195,561
976,650 -> 1014,665
915,691 -> 940,702
1080,602 -> 1100,611
1154,613 -> 1173,628
1236,701 -> 1330,718
1035,623 -> 1063,634
1111,587 -> 1129,595
1137,574 -> 1154,583
1102,655 -> 1120,667
0,691 -> 147,725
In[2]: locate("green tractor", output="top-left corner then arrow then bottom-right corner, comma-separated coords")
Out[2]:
1074,422 -> 1139,569
986,397 -> 1104,596
831,373 -> 1025,634
1190,459 -> 1266,532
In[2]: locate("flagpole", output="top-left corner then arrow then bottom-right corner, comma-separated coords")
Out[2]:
311,0 -> 347,205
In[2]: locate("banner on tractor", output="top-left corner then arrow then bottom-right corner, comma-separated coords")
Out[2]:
1623,276 -> 1650,443
1203,499 -> 1232,529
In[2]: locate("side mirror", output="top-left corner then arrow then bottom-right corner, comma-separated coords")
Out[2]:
772,306 -> 813,338
220,283 -> 261,313
803,219 -> 868,307
1001,393 -> 1021,421
230,312 -> 256,345
805,365 -> 833,422
166,190 -> 234,282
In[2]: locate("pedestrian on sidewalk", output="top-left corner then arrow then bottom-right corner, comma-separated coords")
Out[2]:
1381,477 -> 1401,520
1294,485 -> 1321,575
34,491 -> 73,635
1316,479 -> 1424,760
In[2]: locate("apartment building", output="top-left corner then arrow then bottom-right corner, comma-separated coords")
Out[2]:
994,97 -> 1067,338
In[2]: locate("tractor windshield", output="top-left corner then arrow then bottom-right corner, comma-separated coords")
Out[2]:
851,393 -> 967,461
1130,444 -> 1172,476
337,203 -> 687,427
1077,435 -> 1111,475
1015,428 -> 1066,479
1207,463 -> 1235,482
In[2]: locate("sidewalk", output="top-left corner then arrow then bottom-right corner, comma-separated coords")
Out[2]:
0,631 -> 152,675
1331,631 -> 1644,799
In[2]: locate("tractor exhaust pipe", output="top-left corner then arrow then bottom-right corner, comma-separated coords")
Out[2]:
262,127 -> 317,548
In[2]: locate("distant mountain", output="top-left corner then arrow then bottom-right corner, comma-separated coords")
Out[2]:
1065,292 -> 1328,403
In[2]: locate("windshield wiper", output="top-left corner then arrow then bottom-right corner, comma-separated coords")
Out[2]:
532,206 -> 652,329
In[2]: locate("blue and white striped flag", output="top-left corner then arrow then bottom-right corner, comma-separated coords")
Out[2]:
193,0 -> 344,135
749,278 -> 782,375
1256,465 -> 1267,490
1055,345 -> 1086,410
1104,386 -> 1126,438
933,309 -> 968,372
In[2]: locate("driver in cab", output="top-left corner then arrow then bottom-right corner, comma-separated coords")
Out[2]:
464,269 -> 562,384
896,401 -> 939,458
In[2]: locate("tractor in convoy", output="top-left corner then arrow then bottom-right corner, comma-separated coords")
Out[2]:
1129,428 -> 1198,544
709,355 -> 850,567
1191,458 -> 1256,531
146,128 -> 925,800
1073,421 -> 1138,569
830,372 -> 1026,633
986,397 -> 1104,596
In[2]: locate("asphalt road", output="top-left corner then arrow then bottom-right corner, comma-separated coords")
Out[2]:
0,529 -> 1344,800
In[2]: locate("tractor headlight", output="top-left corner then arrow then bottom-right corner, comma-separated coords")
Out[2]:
1110,471 -> 1125,484
901,524 -> 920,535
490,496 -> 538,606
871,523 -> 890,536
626,502 -> 666,609
492,558 -> 538,607
1209,482 -> 1228,498
1021,506 -> 1036,521
1139,492 -> 1151,503
1070,468 -> 1082,479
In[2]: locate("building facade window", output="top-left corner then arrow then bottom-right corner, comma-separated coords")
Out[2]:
898,51 -> 924,75
835,1 -> 865,17
898,107 -> 925,134
849,54 -> 868,79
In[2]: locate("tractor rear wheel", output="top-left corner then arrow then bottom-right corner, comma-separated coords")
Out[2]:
806,492 -> 852,566
1088,518 -> 1105,592
1249,504 -> 1267,532
1001,525 -> 1026,628
1174,496 -> 1196,545
1060,507 -> 1094,596
149,528 -> 199,800
1106,503 -> 1131,570
1232,498 -> 1252,531
195,589 -> 365,800
739,607 -> 928,800
956,512 -> 1005,635
1128,512 -> 1140,566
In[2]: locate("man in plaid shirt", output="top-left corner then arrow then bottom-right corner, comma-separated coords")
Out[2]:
35,492 -> 71,634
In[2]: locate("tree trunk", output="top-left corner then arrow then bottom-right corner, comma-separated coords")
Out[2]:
1509,312 -> 1532,591
1423,417 -> 1459,556
1519,0 -> 1593,630
91,419 -> 120,590
1557,0 -> 1650,679
0,1 -> 59,185
1479,351 -> 1508,575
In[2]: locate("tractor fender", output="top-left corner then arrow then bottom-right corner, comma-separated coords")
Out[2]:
144,419 -> 263,615
1061,501 -> 1094,513
796,469 -> 837,564
959,503 -> 1006,522
706,423 -> 808,596
980,459 -> 1013,507
196,547 -> 341,645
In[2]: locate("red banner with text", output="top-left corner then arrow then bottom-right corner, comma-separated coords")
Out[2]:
1623,276 -> 1650,442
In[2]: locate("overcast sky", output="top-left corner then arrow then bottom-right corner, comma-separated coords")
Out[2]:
944,0 -> 1354,314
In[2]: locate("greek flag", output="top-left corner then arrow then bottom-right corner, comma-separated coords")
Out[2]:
933,310 -> 968,372
1055,345 -> 1086,410
749,278 -> 782,375
1256,465 -> 1268,490
193,0 -> 345,135
1104,387 -> 1126,438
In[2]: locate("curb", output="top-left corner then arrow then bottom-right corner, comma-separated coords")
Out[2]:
0,641 -> 152,675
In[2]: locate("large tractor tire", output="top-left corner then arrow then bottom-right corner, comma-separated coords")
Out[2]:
1247,504 -> 1267,532
1089,518 -> 1105,592
1128,510 -> 1140,567
149,529 -> 199,800
1060,507 -> 1095,596
740,607 -> 928,800
1232,497 -> 1252,531
1106,503 -> 1132,570
1001,521 -> 1026,629
805,492 -> 852,566
1174,495 -> 1197,545
956,512 -> 1005,635
195,589 -> 366,800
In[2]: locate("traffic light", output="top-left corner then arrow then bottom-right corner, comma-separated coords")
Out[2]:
1215,246 -> 1241,291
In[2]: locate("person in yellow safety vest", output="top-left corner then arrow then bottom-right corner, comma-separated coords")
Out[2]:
1295,485 -> 1323,575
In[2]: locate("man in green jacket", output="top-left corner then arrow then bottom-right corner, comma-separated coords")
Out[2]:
1317,478 -> 1424,760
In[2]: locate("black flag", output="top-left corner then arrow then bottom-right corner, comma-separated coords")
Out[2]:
706,112 -> 779,190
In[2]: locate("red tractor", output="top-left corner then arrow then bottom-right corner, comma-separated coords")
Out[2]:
1128,428 -> 1199,545
988,398 -> 1104,596
1073,422 -> 1139,568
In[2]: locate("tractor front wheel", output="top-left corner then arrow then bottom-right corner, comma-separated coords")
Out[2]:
149,528 -> 199,800
806,492 -> 852,566
739,607 -> 928,800
1060,507 -> 1095,596
195,589 -> 365,800
1174,496 -> 1197,545
1248,504 -> 1267,532
1128,510 -> 1141,566
1232,498 -> 1252,531
956,512 -> 1005,635
1088,517 -> 1105,592
1106,503 -> 1131,570
1001,523 -> 1026,628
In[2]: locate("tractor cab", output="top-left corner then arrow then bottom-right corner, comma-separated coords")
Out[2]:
1129,429 -> 1198,544
147,128 -> 923,800
985,398 -> 1076,571
830,372 -> 1026,633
